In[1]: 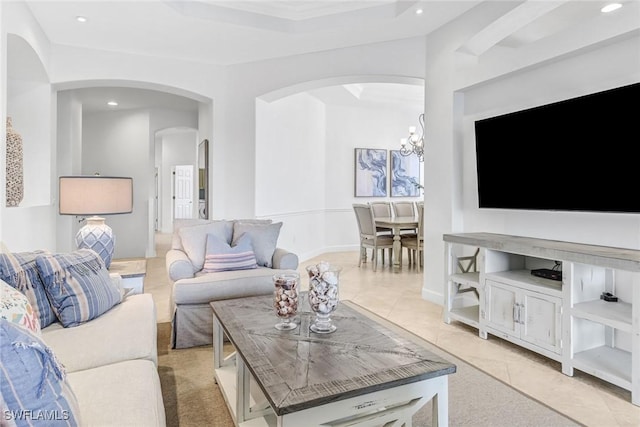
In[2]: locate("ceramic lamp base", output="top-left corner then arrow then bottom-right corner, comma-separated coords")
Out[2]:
76,216 -> 115,268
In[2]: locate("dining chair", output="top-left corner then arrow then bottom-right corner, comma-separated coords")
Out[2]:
391,201 -> 415,217
400,202 -> 424,271
369,201 -> 394,236
392,201 -> 418,236
353,203 -> 394,272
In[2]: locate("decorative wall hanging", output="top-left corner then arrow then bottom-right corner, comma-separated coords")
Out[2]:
354,148 -> 387,197
390,150 -> 421,197
6,117 -> 24,207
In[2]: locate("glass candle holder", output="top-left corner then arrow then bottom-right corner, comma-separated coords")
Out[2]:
273,273 -> 299,331
306,262 -> 340,334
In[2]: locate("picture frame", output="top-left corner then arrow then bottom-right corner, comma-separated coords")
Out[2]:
354,148 -> 388,197
390,150 -> 421,197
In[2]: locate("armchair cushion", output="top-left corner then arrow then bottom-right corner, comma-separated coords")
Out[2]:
178,221 -> 233,271
232,222 -> 283,268
202,233 -> 258,273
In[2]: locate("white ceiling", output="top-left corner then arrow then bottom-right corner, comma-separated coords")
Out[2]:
26,0 -> 479,66
23,0 -> 640,112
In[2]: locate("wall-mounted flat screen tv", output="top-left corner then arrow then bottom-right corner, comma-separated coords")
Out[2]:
474,82 -> 640,213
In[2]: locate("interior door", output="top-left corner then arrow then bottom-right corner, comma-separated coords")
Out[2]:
174,165 -> 194,219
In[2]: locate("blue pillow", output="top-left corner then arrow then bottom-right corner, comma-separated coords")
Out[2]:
0,318 -> 82,426
35,249 -> 121,328
0,251 -> 57,328
202,233 -> 258,273
231,222 -> 282,268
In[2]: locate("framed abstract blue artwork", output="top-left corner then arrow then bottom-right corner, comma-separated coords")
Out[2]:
354,148 -> 387,197
390,150 -> 421,197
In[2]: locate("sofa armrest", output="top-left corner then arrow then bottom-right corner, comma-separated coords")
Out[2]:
272,248 -> 299,270
166,249 -> 195,281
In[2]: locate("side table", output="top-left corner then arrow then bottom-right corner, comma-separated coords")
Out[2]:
109,259 -> 147,294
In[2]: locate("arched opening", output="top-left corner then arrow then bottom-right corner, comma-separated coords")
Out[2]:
256,76 -> 424,262
55,82 -> 212,258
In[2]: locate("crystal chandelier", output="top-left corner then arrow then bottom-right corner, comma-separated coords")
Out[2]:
399,113 -> 424,162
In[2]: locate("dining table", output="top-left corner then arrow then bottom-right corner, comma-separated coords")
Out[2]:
374,215 -> 419,272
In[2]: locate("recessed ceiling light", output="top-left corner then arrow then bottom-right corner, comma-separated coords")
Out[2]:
75,16 -> 88,23
415,8 -> 424,15
107,101 -> 118,107
601,3 -> 622,13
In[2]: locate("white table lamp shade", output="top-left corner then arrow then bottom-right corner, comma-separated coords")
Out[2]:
59,176 -> 133,268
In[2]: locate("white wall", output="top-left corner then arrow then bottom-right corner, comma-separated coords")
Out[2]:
82,110 -> 150,259
55,90 -> 82,253
255,93 -> 327,259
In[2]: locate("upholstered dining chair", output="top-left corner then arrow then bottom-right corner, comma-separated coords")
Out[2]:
353,203 -> 394,272
392,201 -> 415,217
392,201 -> 417,236
369,201 -> 394,236
401,201 -> 424,271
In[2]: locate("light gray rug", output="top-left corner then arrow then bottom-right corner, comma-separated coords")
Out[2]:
157,301 -> 583,426
346,301 -> 583,427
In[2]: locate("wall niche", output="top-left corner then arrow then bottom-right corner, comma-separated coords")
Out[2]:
6,33 -> 52,207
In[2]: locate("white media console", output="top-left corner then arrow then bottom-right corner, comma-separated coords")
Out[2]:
443,232 -> 640,406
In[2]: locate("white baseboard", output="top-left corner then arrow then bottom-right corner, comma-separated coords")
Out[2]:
422,287 -> 443,306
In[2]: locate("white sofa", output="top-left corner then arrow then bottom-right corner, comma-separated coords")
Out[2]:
0,250 -> 165,427
166,219 -> 299,349
43,292 -> 165,426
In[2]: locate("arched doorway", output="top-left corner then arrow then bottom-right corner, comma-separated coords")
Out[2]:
255,77 -> 424,262
54,82 -> 212,258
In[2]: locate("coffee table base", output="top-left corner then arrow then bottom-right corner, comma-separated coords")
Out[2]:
213,318 -> 449,427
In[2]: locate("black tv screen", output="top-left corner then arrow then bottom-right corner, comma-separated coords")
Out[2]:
474,82 -> 640,213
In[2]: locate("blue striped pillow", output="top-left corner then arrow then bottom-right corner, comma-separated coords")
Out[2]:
0,318 -> 82,426
0,251 -> 58,328
202,233 -> 258,273
35,249 -> 121,328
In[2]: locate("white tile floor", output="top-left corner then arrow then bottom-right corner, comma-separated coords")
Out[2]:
146,234 -> 640,427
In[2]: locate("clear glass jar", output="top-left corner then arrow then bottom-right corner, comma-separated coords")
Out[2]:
306,262 -> 340,334
273,273 -> 299,330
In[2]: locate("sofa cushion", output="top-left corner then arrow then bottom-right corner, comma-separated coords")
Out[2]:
179,221 -> 234,271
202,233 -> 258,273
1,279 -> 41,336
0,318 -> 82,426
35,249 -> 121,327
171,219 -> 219,250
0,251 -> 57,328
41,294 -> 158,373
232,221 -> 283,268
67,359 -> 165,427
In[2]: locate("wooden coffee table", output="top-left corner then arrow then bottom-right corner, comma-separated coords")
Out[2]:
210,295 -> 456,426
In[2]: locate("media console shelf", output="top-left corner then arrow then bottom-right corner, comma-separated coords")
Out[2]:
443,232 -> 640,406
